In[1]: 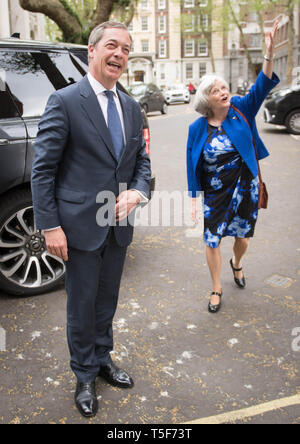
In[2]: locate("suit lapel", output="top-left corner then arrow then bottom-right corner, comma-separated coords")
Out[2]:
79,76 -> 118,163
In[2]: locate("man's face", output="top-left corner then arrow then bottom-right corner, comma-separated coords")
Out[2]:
88,27 -> 131,88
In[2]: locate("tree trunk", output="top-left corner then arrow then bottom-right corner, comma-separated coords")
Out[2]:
19,0 -> 83,42
286,0 -> 295,85
228,0 -> 257,80
91,0 -> 115,28
19,0 -> 118,43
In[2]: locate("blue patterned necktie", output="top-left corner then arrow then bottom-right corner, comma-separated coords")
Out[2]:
104,90 -> 124,161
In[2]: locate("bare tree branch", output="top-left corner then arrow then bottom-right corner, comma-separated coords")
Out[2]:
227,0 -> 257,79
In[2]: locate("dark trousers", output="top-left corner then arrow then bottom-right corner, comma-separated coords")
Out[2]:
65,228 -> 127,382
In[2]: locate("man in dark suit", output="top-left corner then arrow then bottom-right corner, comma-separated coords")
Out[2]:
31,22 -> 151,418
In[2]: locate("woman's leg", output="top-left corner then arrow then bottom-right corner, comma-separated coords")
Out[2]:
232,237 -> 250,279
206,245 -> 222,304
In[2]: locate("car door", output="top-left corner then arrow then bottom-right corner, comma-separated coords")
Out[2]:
148,84 -> 159,112
153,85 -> 164,111
0,52 -> 27,195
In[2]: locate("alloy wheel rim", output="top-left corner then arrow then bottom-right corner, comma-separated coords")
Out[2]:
290,113 -> 300,132
0,206 -> 65,289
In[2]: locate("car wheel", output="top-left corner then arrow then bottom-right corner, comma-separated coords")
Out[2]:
0,189 -> 65,296
285,109 -> 300,135
161,103 -> 168,115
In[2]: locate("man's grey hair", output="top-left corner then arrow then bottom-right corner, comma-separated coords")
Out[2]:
194,74 -> 230,117
88,21 -> 133,48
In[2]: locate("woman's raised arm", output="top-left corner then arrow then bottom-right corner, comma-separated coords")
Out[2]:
263,20 -> 279,79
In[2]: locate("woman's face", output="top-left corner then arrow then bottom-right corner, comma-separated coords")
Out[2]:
208,81 -> 230,114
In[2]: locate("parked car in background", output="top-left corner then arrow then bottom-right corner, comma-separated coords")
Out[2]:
237,80 -> 254,96
264,84 -> 300,135
128,83 -> 168,115
0,38 -> 155,296
164,84 -> 190,104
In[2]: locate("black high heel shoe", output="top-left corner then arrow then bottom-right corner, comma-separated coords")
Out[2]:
230,258 -> 246,289
208,291 -> 223,313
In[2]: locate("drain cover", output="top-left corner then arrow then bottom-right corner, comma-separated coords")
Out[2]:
265,274 -> 296,288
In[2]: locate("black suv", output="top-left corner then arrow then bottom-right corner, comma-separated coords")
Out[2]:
128,83 -> 168,115
0,38 -> 155,296
264,84 -> 300,135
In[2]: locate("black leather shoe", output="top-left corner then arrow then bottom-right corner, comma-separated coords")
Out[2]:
99,362 -> 134,388
75,381 -> 98,418
208,291 -> 222,313
230,258 -> 246,289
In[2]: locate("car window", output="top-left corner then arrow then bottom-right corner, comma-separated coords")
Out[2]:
0,88 -> 21,119
0,50 -> 86,118
128,85 -> 147,96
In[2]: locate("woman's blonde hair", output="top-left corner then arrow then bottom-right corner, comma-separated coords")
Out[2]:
194,75 -> 229,116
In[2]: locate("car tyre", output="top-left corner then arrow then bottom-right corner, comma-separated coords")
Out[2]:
285,109 -> 300,135
161,103 -> 168,115
0,189 -> 65,296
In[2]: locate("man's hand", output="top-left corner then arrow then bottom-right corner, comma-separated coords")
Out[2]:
44,227 -> 68,261
115,190 -> 142,222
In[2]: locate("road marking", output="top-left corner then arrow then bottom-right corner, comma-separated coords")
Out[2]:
183,393 -> 300,424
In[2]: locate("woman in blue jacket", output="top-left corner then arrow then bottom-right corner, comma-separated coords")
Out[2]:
187,21 -> 280,313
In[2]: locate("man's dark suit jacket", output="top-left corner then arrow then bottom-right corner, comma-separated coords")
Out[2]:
31,75 -> 151,251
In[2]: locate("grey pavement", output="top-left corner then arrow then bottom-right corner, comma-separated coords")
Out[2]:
0,102 -> 299,424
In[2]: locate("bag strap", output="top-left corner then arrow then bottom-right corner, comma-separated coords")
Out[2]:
230,104 -> 263,184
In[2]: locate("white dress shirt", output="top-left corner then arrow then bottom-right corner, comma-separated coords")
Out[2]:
87,72 -> 126,145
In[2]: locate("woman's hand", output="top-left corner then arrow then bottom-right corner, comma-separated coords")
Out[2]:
191,198 -> 200,225
263,19 -> 279,79
265,19 -> 279,59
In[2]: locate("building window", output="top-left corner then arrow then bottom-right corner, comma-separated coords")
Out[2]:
159,40 -> 167,58
141,17 -> 149,31
197,14 -> 209,31
199,0 -> 208,6
185,39 -> 195,57
141,0 -> 148,9
186,63 -> 193,79
184,0 -> 195,8
158,0 -> 166,9
199,62 -> 206,78
250,34 -> 261,48
141,40 -> 149,52
160,64 -> 166,80
158,15 -> 167,33
128,21 -> 133,32
183,14 -> 195,32
198,39 -> 208,56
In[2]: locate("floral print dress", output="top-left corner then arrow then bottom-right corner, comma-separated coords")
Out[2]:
202,124 -> 259,249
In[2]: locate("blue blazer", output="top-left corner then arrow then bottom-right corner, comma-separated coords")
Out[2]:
31,75 -> 151,250
187,71 -> 280,197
